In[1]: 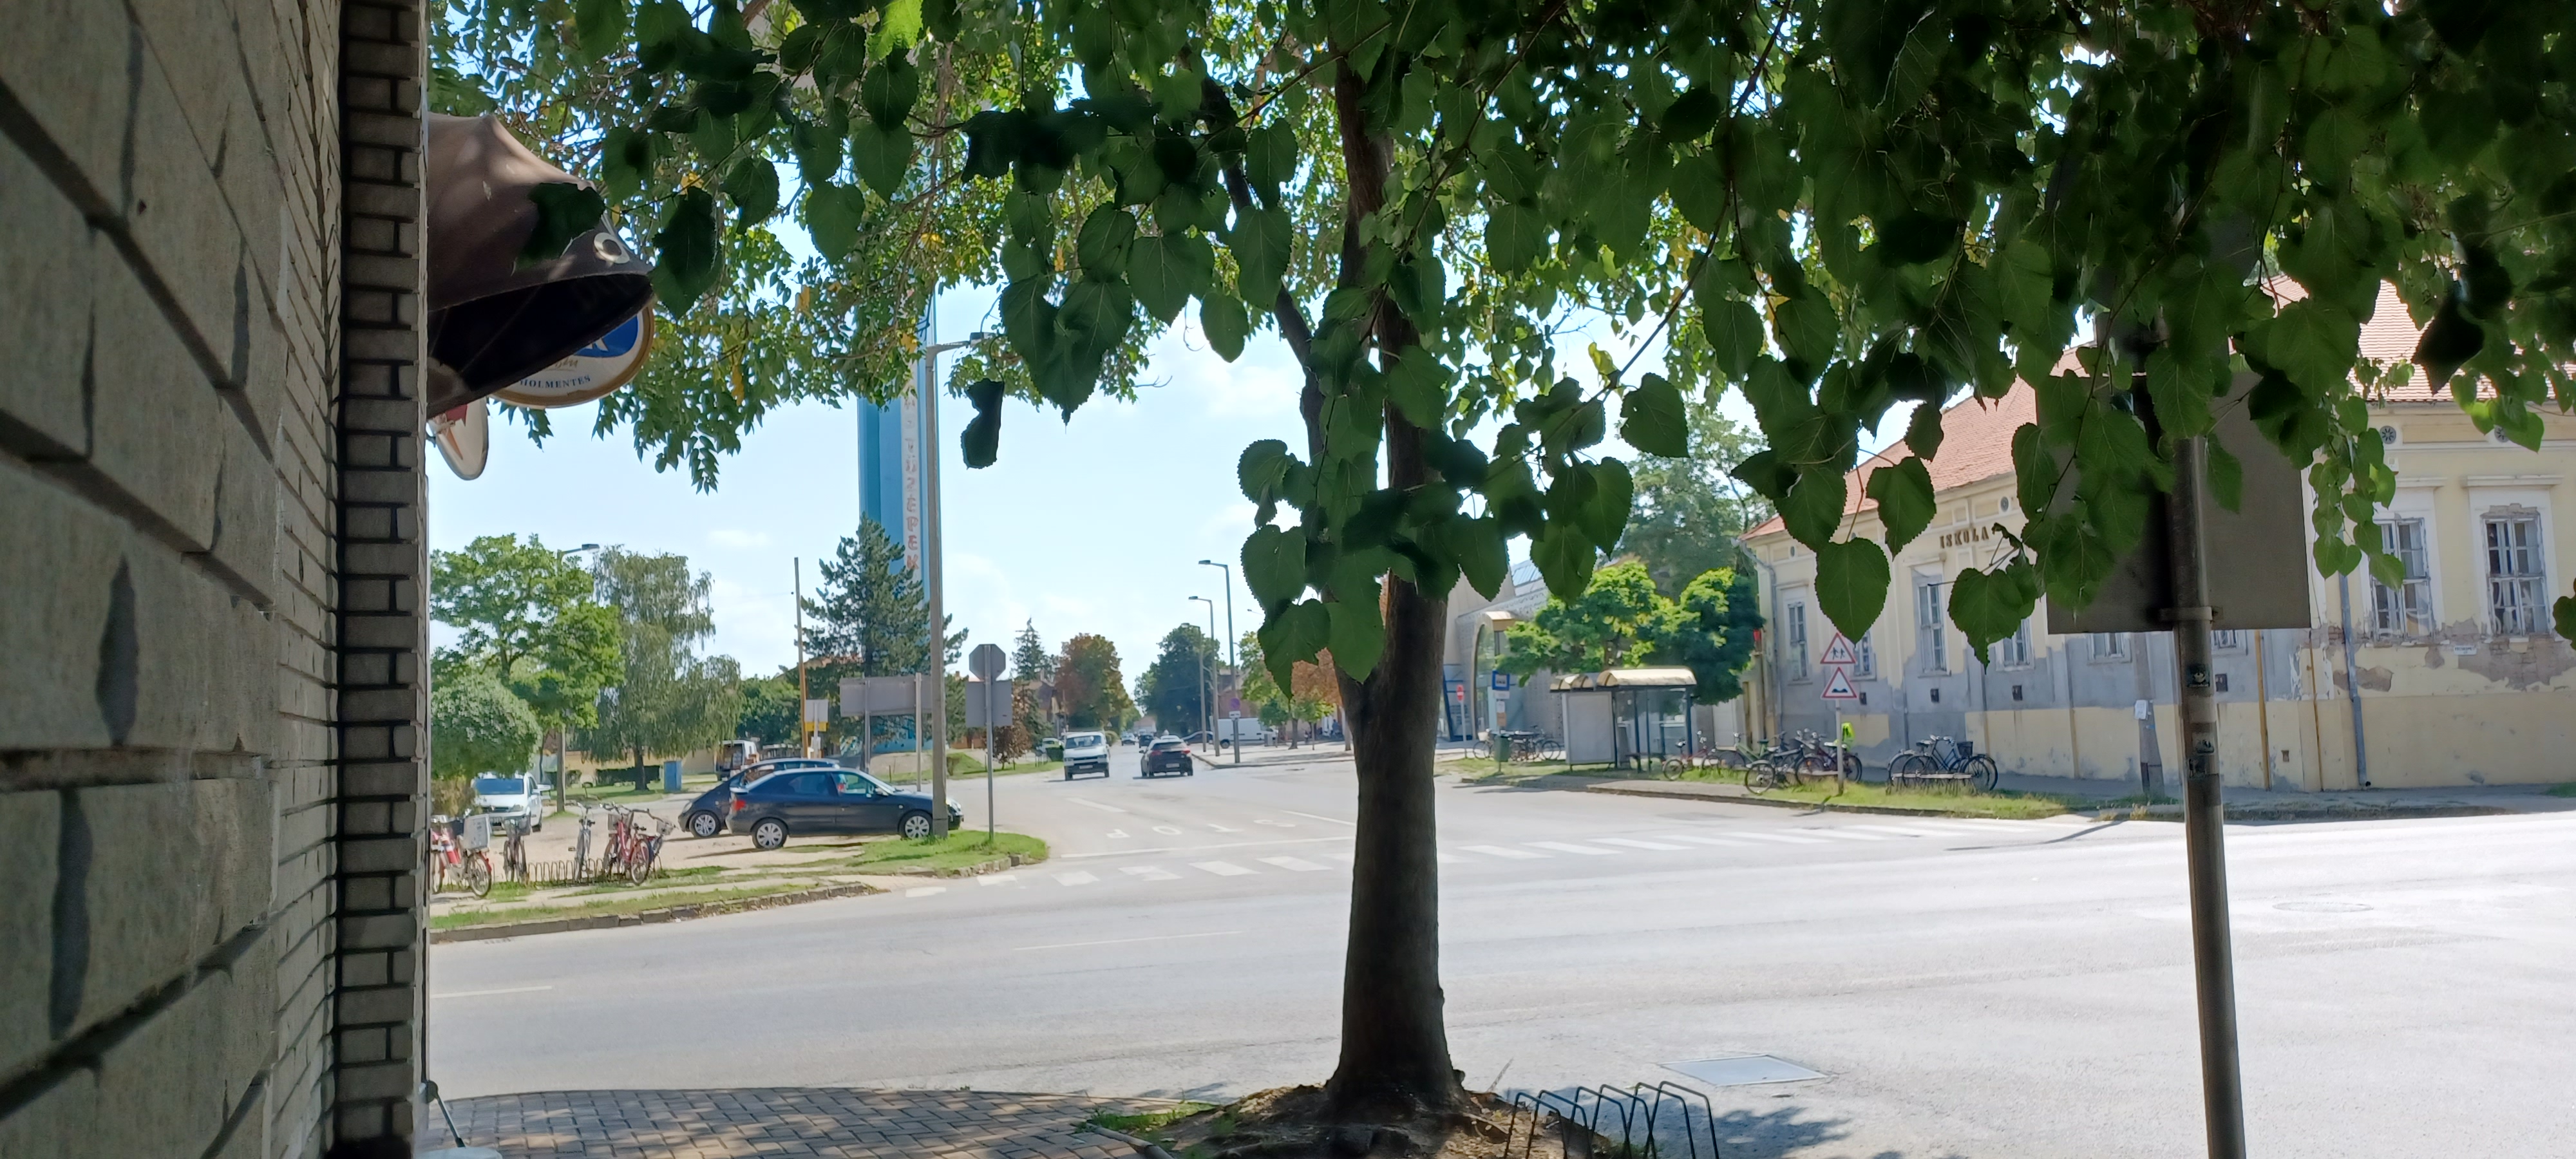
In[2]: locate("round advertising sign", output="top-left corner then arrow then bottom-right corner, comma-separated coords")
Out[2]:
428,397 -> 491,480
492,306 -> 654,409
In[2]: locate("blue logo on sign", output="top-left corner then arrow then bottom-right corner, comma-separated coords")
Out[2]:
576,314 -> 642,359
1490,671 -> 1512,690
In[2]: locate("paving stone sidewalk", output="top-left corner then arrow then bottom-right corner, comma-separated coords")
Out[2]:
420,1089 -> 1157,1158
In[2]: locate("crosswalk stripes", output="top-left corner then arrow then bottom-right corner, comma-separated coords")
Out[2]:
1054,871 -> 1099,886
1258,856 -> 1327,872
1732,831 -> 1832,845
978,873 -> 1024,885
1191,860 -> 1255,876
1808,829 -> 1889,842
1653,833 -> 1752,847
1457,843 -> 1546,859
1526,840 -> 1622,855
1122,865 -> 1179,880
1591,836 -> 1687,851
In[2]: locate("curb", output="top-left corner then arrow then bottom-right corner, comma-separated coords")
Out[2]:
2089,802 -> 2515,823
430,881 -> 881,943
1580,780 -> 2072,820
886,851 -> 1043,877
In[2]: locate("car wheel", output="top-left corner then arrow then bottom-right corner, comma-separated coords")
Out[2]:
688,811 -> 723,839
900,811 -> 933,841
750,818 -> 788,850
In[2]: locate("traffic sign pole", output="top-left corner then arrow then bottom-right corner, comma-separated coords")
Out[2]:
969,643 -> 1009,844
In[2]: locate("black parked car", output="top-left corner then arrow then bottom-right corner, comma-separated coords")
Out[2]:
727,768 -> 963,849
681,758 -> 840,838
1141,736 -> 1197,778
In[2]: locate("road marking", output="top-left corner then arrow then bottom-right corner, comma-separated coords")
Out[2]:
1436,851 -> 1465,864
431,985 -> 554,1000
1015,930 -> 1242,952
978,873 -> 1021,886
1845,825 -> 1954,838
1208,823 -> 1244,833
1258,856 -> 1329,872
1283,809 -> 1356,827
1070,798 -> 1128,813
1063,834 -> 1353,859
1459,844 -> 1546,860
1107,829 -> 1130,838
1732,832 -> 1830,845
1054,871 -> 1099,886
1192,860 -> 1256,876
1122,865 -> 1179,880
1153,825 -> 1185,835
1653,833 -> 1752,847
1591,836 -> 1687,851
1528,840 -> 1622,855
906,886 -> 947,896
1809,829 -> 1889,842
1254,818 -> 1296,827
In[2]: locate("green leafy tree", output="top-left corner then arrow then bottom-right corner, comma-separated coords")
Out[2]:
1011,619 -> 1057,737
430,660 -> 542,815
802,522 -> 963,685
439,0 -> 2576,1118
1137,623 -> 1220,736
583,549 -> 743,782
1499,563 -> 1680,677
430,534 -> 623,805
1625,404 -> 1768,595
1665,567 -> 1765,704
735,671 -> 802,747
1054,634 -> 1134,730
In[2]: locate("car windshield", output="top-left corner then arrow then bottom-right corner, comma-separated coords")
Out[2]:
1152,740 -> 1183,751
1068,733 -> 1104,748
471,775 -> 526,795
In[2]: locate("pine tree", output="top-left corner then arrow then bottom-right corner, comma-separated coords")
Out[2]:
802,522 -> 961,685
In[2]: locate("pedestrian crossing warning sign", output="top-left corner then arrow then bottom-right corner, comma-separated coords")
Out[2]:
1820,634 -> 1858,666
1821,666 -> 1859,700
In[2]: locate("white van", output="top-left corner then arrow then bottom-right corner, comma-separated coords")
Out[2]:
1061,731 -> 1112,778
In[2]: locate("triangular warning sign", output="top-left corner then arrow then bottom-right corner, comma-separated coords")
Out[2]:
1821,666 -> 1859,700
1820,634 -> 1858,666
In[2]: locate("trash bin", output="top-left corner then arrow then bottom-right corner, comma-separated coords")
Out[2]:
663,759 -> 682,792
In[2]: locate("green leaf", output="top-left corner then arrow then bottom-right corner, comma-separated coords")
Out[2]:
1772,288 -> 1838,379
600,127 -> 654,201
775,23 -> 822,74
1660,87 -> 1723,141
575,0 -> 626,59
1814,538 -> 1891,645
1866,457 -> 1937,552
1226,207 -> 1293,304
1126,233 -> 1195,323
1997,238 -> 2054,332
860,57 -> 920,129
1242,525 -> 1308,612
649,187 -> 720,312
790,117 -> 843,186
2143,348 -> 2214,439
851,122 -> 915,196
1454,516 -> 1508,599
1245,124 -> 1298,195
2206,436 -> 2244,513
1700,297 -> 1764,381
1904,402 -> 1944,461
1258,598 -> 1331,687
1620,373 -> 1689,457
960,379 -> 1005,468
1202,293 -> 1249,361
802,182 -> 865,261
520,182 -> 606,268
1579,458 -> 1633,552
721,154 -> 779,223
1530,523 -> 1596,598
1327,587 -> 1385,680
1075,206 -> 1137,281
875,0 -> 924,57
814,24 -> 871,90
1486,203 -> 1548,273
1781,467 -> 1848,551
1385,350 -> 1448,431
2555,594 -> 2576,643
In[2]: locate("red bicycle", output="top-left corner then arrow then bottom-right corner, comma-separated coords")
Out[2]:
430,818 -> 491,898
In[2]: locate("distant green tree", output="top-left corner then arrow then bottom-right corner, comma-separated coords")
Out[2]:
1624,406 -> 1770,596
583,549 -> 743,784
431,533 -> 623,803
1497,563 -> 1680,677
734,671 -> 802,748
802,522 -> 965,685
1664,569 -> 1765,704
430,661 -> 541,815
1137,624 -> 1220,737
1056,634 -> 1134,730
1010,619 -> 1056,737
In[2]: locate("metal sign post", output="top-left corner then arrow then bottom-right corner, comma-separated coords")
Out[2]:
2168,433 -> 2246,1159
969,644 -> 1007,843
1818,654 -> 1859,774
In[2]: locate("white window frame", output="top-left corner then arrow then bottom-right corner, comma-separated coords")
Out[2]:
2370,515 -> 2434,636
1855,630 -> 1877,680
1996,619 -> 2033,668
1785,598 -> 1810,683
2211,628 -> 2244,650
2483,507 -> 2549,636
1915,575 -> 1948,674
2090,632 -> 2128,661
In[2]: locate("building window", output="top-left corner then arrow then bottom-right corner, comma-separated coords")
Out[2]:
1855,631 -> 1877,679
1917,579 -> 1948,673
2211,628 -> 2242,650
1997,619 -> 2032,667
1786,601 -> 1810,682
2485,513 -> 2548,636
2092,632 -> 2128,660
2371,518 -> 2432,636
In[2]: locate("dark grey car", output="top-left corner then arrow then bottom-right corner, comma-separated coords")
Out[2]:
726,768 -> 963,849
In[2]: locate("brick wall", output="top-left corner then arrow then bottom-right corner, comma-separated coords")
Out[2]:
1,1 -> 426,1156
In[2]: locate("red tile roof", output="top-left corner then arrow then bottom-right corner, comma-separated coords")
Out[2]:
1743,280 -> 2448,540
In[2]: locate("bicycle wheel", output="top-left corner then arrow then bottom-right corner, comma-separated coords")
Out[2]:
626,841 -> 654,885
462,853 -> 491,898
573,828 -> 591,880
1743,760 -> 1777,795
1841,749 -> 1865,782
1884,753 -> 1921,787
1967,755 -> 2000,793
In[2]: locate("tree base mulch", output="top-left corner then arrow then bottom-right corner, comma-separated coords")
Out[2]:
1129,1086 -> 1612,1159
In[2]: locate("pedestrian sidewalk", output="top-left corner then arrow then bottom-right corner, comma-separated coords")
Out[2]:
419,1088 -> 1166,1158
1994,771 -> 2576,819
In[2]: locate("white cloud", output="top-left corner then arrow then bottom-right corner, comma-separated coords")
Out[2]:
708,528 -> 773,549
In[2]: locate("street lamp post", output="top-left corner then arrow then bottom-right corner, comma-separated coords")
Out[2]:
1197,560 -> 1238,764
1188,596 -> 1217,749
548,543 -> 602,811
907,325 -> 992,840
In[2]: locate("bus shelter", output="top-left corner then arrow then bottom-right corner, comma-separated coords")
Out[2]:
1549,667 -> 1698,771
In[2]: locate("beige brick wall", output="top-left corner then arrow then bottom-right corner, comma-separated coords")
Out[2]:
1,0 -> 420,1156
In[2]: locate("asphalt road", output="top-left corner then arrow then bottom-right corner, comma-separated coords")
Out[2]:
429,743 -> 2576,1158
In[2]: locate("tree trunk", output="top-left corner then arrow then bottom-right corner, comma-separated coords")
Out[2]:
1318,55 -> 1462,1122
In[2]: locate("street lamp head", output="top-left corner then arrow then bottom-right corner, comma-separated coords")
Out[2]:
1198,558 -> 1217,567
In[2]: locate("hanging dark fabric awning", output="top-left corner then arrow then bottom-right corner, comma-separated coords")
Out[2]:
424,113 -> 654,415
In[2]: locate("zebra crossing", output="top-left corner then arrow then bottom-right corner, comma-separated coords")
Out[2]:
904,816 -> 2081,898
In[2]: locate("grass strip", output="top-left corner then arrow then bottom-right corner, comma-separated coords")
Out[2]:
430,881 -> 829,930
815,830 -> 1049,873
1086,1103 -> 1220,1136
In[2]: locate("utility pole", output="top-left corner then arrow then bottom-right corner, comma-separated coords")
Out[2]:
794,558 -> 810,759
916,310 -> 949,840
1198,560 -> 1239,764
1189,595 -> 1217,750
2167,432 -> 2246,1159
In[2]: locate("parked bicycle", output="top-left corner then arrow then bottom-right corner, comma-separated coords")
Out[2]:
622,812 -> 673,885
500,818 -> 530,885
1886,735 -> 2000,791
1741,730 -> 1861,795
429,816 -> 491,898
1497,730 -> 1564,763
573,802 -> 598,880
